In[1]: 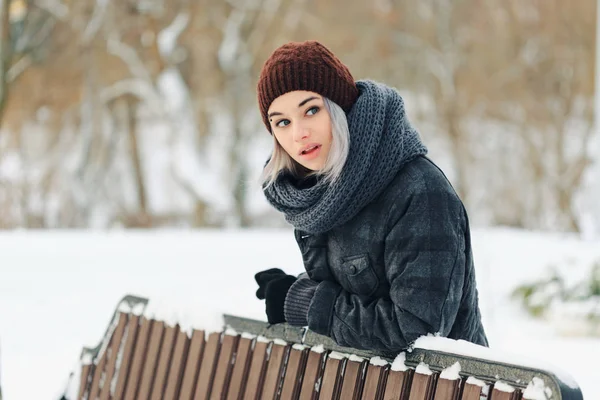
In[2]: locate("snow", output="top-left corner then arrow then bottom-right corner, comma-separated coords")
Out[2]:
466,376 -> 487,387
412,336 -> 579,389
0,228 -> 599,399
224,328 -> 238,336
415,362 -> 433,375
310,344 -> 325,354
369,356 -> 389,366
494,381 -> 516,393
63,370 -> 79,400
439,362 -> 461,380
241,332 -> 256,340
256,335 -> 272,344
328,351 -> 347,360
157,13 -> 189,57
348,354 -> 365,363
523,377 -> 552,400
391,352 -> 408,372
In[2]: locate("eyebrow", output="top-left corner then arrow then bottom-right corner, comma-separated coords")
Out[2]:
268,96 -> 320,119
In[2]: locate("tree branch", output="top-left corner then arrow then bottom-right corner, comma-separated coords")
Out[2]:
81,0 -> 110,45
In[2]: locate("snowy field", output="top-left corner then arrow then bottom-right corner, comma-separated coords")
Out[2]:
0,228 -> 599,400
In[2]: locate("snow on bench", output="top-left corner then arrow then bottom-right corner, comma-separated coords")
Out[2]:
64,294 -> 583,400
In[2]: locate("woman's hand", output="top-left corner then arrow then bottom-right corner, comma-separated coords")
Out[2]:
254,268 -> 297,324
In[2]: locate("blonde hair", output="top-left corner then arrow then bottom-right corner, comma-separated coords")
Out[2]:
261,97 -> 350,189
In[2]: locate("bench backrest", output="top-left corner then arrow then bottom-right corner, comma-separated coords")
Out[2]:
70,295 -> 582,400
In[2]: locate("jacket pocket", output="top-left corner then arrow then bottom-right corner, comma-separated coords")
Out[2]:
342,254 -> 379,297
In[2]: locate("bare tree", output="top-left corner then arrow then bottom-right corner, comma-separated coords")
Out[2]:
482,0 -> 595,232
369,0 -> 595,232
177,0 -> 316,226
0,0 -> 595,232
0,0 -> 11,127
0,1 -> 68,228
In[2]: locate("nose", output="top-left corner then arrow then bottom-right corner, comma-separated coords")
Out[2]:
293,123 -> 310,142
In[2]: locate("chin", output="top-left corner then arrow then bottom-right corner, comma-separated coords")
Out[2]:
295,160 -> 319,172
304,162 -> 324,171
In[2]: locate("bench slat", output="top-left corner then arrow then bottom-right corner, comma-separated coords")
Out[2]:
210,334 -> 239,399
280,347 -> 308,398
99,313 -> 129,400
432,378 -> 461,400
163,330 -> 191,400
137,320 -> 166,399
339,359 -> 366,399
383,369 -> 413,400
77,364 -> 91,400
178,329 -> 206,400
490,388 -> 521,400
123,317 -> 152,399
460,383 -> 483,400
112,315 -> 142,399
408,372 -> 437,400
193,331 -> 222,399
150,324 -> 178,400
355,360 -> 370,400
243,340 -> 270,399
87,338 -> 111,400
298,350 -> 326,400
260,342 -> 289,400
225,336 -> 253,399
361,364 -> 387,400
319,356 -> 344,399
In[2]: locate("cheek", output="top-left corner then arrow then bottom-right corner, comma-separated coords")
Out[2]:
274,135 -> 294,156
314,115 -> 332,140
324,122 -> 333,144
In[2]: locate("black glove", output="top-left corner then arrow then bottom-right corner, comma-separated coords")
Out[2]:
255,268 -> 297,324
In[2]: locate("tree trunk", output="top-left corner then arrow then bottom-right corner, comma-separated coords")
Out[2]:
444,101 -> 470,205
126,99 -> 147,215
116,96 -> 150,227
0,0 -> 12,129
229,73 -> 251,227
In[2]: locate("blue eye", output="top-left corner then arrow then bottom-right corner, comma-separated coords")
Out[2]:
307,106 -> 319,116
276,119 -> 290,128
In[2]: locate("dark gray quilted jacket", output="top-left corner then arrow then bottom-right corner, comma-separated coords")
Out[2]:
283,156 -> 489,354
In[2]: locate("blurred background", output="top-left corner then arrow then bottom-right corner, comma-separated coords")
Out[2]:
0,0 -> 599,399
0,0 -> 597,233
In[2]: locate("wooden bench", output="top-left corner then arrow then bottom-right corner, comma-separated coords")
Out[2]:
66,294 -> 583,400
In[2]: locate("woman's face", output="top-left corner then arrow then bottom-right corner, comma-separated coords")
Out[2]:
268,91 -> 333,171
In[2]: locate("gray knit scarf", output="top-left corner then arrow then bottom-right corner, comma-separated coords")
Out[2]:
263,80 -> 428,234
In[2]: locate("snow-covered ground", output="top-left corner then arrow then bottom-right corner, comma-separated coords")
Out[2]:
0,228 -> 598,400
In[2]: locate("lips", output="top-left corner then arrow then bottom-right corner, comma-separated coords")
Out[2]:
299,144 -> 321,155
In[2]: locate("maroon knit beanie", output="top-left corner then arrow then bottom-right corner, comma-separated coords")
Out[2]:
257,40 -> 359,132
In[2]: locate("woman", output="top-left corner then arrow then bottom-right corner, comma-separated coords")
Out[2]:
254,40 -> 488,353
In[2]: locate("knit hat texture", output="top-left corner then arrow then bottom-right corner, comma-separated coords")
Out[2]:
257,40 -> 358,132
